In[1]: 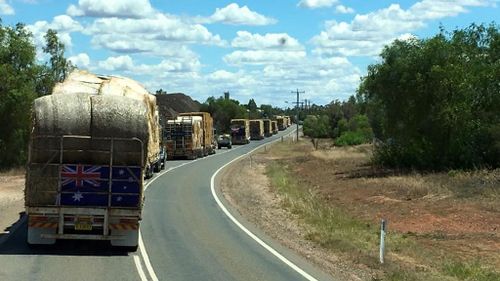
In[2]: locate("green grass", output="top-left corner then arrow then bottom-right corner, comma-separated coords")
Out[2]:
443,261 -> 500,281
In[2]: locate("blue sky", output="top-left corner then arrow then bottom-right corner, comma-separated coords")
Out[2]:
1,0 -> 498,106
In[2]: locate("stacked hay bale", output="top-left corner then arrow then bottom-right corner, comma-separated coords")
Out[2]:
165,116 -> 203,159
52,70 -> 160,166
25,70 -> 157,206
179,112 -> 214,155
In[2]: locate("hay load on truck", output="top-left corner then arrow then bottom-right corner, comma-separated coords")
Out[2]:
271,121 -> 278,134
179,112 -> 215,156
164,116 -> 204,160
25,71 -> 160,250
51,70 -> 163,178
250,119 -> 265,140
263,119 -> 272,137
230,119 -> 250,144
276,116 -> 286,131
284,116 -> 292,127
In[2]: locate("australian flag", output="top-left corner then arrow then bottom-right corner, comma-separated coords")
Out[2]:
60,164 -> 142,207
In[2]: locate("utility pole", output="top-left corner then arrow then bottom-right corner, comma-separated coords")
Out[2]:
291,89 -> 305,141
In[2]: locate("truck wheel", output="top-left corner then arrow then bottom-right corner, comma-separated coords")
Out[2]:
228,145 -> 232,149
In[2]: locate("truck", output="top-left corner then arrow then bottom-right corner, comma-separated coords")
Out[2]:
178,112 -> 215,156
164,116 -> 204,160
271,121 -> 278,135
230,119 -> 250,144
25,71 -> 160,250
250,119 -> 265,140
284,116 -> 292,127
276,116 -> 286,131
263,119 -> 272,137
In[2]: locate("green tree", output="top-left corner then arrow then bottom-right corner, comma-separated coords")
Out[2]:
37,29 -> 73,97
303,115 -> 332,148
200,96 -> 247,133
358,23 -> 500,169
0,22 -> 38,168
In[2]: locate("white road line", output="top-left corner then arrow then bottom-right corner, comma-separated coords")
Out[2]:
210,130 -> 319,281
135,130 -> 302,281
138,231 -> 159,281
136,146 -> 243,280
133,255 -> 149,281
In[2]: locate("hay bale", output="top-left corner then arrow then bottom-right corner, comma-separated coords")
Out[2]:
31,93 -> 93,164
33,93 -> 92,136
25,164 -> 60,206
52,70 -> 104,95
90,95 -> 150,164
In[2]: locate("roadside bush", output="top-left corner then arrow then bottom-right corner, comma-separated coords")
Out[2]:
358,23 -> 500,169
303,115 -> 331,138
335,131 -> 367,146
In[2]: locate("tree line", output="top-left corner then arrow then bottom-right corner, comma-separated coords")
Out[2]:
304,23 -> 499,170
0,19 -> 72,169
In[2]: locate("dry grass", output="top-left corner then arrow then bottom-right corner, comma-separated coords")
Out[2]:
0,167 -> 25,177
263,139 -> 500,281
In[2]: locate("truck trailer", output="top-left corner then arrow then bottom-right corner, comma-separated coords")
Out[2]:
164,116 -> 204,160
25,71 -> 160,250
276,116 -> 286,131
230,119 -> 250,144
178,112 -> 215,156
250,120 -> 265,140
263,119 -> 272,137
271,121 -> 278,134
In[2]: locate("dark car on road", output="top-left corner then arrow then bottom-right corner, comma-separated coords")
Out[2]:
217,134 -> 232,149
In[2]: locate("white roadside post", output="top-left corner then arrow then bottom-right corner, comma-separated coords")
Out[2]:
380,219 -> 386,264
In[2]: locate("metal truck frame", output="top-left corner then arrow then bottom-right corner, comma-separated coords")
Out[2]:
26,135 -> 144,251
164,116 -> 204,160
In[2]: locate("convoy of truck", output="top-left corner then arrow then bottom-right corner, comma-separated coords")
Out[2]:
24,70 -> 293,250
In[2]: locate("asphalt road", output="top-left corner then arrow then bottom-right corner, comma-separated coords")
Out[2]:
0,127 -> 333,281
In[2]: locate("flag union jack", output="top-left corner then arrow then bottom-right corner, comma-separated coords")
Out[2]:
61,164 -> 102,188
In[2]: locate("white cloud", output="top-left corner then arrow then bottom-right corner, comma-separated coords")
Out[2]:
98,55 -> 134,71
27,15 -> 83,58
87,13 -> 225,53
0,0 -> 14,15
231,31 -> 303,50
68,53 -> 90,68
312,0 -> 497,57
297,0 -> 338,9
96,53 -> 201,75
205,3 -> 276,25
335,5 -> 354,14
139,51 -> 363,105
224,50 -> 306,65
67,0 -> 155,18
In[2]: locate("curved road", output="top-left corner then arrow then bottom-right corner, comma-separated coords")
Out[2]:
0,127 -> 333,281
